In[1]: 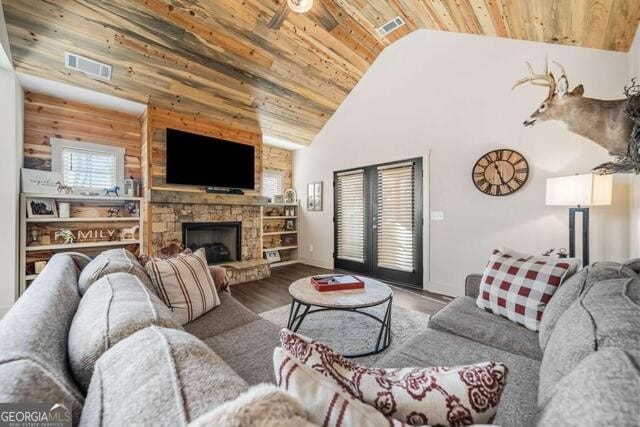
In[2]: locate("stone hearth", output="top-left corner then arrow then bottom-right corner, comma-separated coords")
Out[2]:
151,202 -> 269,284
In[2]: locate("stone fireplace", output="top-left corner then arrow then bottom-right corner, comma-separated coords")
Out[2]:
149,191 -> 270,285
182,221 -> 241,265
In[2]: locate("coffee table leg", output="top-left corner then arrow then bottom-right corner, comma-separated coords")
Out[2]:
291,303 -> 311,332
375,297 -> 393,352
287,300 -> 297,329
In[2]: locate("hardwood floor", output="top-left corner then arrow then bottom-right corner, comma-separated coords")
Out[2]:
232,263 -> 454,315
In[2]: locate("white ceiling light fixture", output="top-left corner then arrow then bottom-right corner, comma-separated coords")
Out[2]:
287,0 -> 313,13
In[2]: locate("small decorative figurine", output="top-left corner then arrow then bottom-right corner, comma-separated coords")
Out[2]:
104,186 -> 120,197
107,208 -> 120,217
126,203 -> 137,215
55,181 -> 74,194
54,229 -> 75,244
121,225 -> 140,240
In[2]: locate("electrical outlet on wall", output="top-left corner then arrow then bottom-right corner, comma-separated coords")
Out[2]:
309,244 -> 314,253
431,211 -> 445,221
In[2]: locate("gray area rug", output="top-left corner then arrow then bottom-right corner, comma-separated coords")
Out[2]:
260,303 -> 430,366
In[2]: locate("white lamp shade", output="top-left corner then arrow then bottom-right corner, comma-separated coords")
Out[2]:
288,0 -> 313,13
545,174 -> 613,206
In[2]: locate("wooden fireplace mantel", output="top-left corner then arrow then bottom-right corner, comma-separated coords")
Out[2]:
147,188 -> 270,206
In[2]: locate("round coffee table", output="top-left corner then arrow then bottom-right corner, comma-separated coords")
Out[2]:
287,276 -> 393,358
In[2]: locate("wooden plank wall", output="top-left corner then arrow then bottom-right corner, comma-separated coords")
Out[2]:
23,92 -> 142,180
263,145 -> 293,190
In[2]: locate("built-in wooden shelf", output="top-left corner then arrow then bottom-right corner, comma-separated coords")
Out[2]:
22,193 -> 142,202
269,260 -> 299,267
148,188 -> 269,206
27,217 -> 140,223
263,245 -> 298,252
25,240 -> 140,252
21,192 -> 145,295
262,230 -> 297,236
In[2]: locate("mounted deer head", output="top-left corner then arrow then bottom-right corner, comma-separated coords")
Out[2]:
513,58 -> 632,161
513,59 -> 585,127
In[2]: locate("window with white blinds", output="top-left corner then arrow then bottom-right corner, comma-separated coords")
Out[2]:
376,162 -> 415,272
262,170 -> 284,199
335,169 -> 365,263
62,148 -> 117,189
51,138 -> 124,191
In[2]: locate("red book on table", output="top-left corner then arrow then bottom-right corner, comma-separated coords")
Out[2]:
310,274 -> 365,292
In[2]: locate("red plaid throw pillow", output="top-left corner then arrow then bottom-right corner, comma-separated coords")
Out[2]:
476,249 -> 572,331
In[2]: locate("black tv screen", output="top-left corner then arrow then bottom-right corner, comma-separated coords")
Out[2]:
166,128 -> 255,189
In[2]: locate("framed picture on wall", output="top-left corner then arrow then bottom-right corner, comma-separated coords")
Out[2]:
307,182 -> 322,211
307,183 -> 315,210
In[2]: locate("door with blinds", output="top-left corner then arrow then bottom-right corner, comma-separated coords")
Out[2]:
334,158 -> 422,287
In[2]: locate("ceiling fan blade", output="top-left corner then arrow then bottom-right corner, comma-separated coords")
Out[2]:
267,1 -> 290,30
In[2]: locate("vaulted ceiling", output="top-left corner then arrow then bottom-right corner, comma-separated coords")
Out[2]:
4,1 -> 640,146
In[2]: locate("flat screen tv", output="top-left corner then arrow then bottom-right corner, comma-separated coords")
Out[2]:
166,128 -> 255,190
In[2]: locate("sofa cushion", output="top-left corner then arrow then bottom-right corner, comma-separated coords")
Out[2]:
536,348 -> 640,426
80,326 -> 248,426
539,263 -> 638,350
78,248 -> 154,295
538,277 -> 640,406
624,258 -> 640,274
0,254 -> 84,425
280,329 -> 508,426
204,319 -> 280,385
274,347 -> 415,427
145,248 -> 221,325
429,296 -> 542,360
68,272 -> 182,391
183,292 -> 260,339
476,249 -> 574,331
188,383 -> 315,427
374,328 -> 540,427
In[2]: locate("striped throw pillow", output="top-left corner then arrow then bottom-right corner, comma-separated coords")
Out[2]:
145,248 -> 220,325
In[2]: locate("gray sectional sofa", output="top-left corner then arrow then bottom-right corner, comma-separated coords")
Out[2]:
0,252 -> 281,425
0,251 -> 638,426
378,260 -> 640,426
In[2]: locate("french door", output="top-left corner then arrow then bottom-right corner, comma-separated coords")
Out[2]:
334,158 -> 423,288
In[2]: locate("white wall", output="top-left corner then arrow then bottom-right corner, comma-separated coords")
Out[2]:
294,29 -> 631,296
628,29 -> 640,259
0,1 -> 22,316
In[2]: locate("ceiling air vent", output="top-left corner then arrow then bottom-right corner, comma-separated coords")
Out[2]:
376,16 -> 405,37
65,52 -> 112,81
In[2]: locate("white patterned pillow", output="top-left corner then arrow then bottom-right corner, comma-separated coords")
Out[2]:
274,347 -> 415,427
278,329 -> 508,426
145,248 -> 220,325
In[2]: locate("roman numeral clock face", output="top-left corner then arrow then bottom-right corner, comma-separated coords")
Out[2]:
472,149 -> 529,196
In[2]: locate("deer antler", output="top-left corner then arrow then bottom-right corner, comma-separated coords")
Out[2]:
512,60 -> 556,100
552,61 -> 568,80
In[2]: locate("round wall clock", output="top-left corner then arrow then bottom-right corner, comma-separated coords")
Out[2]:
472,149 -> 529,196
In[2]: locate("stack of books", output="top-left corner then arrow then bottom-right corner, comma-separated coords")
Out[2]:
310,274 -> 365,292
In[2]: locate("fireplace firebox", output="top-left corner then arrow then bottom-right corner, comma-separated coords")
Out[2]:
182,222 -> 241,265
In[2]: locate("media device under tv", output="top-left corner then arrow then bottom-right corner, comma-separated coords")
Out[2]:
166,128 -> 255,191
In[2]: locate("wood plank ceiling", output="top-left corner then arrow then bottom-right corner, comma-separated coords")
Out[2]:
4,1 -> 640,146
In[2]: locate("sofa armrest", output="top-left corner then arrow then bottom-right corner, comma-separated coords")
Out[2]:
465,274 -> 483,298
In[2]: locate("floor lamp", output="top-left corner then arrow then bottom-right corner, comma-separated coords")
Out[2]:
545,174 -> 613,267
